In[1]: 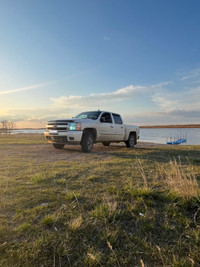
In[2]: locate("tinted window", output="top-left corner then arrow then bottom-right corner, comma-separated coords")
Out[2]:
100,113 -> 112,123
113,114 -> 122,124
75,111 -> 101,120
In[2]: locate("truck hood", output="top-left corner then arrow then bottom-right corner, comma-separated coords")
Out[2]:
47,118 -> 95,124
48,119 -> 74,123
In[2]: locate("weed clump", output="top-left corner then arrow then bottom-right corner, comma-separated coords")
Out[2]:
68,215 -> 83,232
84,248 -> 102,266
41,215 -> 55,227
160,159 -> 200,201
92,202 -> 120,223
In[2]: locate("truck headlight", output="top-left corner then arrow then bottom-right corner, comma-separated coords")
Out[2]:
69,122 -> 81,131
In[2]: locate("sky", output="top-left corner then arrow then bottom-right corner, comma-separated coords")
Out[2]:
0,0 -> 200,127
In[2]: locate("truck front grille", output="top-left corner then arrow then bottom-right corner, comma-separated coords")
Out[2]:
46,121 -> 71,131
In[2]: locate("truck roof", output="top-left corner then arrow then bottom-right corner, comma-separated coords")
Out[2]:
82,110 -> 120,115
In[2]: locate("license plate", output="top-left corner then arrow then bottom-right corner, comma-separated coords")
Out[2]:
49,130 -> 58,135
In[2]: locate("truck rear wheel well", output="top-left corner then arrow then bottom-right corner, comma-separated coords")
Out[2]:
82,128 -> 97,142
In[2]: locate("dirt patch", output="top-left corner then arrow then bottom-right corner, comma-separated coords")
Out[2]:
0,141 -> 167,163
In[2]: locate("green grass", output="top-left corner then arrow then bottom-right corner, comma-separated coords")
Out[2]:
0,133 -> 45,145
0,135 -> 200,266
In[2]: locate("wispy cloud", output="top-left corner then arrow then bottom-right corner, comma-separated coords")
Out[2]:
1,76 -> 200,126
0,82 -> 49,95
2,105 -> 199,127
104,35 -> 111,41
180,67 -> 200,81
152,85 -> 200,111
0,106 -> 69,122
152,93 -> 177,109
124,108 -> 200,125
50,82 -> 171,109
50,85 -> 141,109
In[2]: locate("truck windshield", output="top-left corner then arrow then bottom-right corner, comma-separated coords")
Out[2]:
75,111 -> 101,120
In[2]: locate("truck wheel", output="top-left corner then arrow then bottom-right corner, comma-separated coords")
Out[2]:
102,142 -> 110,146
53,144 -> 65,149
81,132 -> 94,152
125,133 -> 135,148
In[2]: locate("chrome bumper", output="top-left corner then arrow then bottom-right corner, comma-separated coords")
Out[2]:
44,131 -> 83,144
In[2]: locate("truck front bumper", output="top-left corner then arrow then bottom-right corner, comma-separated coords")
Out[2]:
44,131 -> 83,144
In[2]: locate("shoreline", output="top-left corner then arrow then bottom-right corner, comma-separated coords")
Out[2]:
140,124 -> 200,128
1,133 -> 199,146
5,123 -> 200,130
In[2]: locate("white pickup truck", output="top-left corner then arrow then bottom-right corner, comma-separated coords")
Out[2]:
44,111 -> 139,152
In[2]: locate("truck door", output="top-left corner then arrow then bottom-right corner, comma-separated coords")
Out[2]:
112,113 -> 125,141
98,112 -> 115,141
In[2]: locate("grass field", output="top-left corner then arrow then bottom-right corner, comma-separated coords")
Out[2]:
0,135 -> 200,266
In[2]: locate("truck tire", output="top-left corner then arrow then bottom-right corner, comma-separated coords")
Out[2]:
102,142 -> 110,146
53,143 -> 65,149
125,133 -> 135,148
81,132 -> 94,152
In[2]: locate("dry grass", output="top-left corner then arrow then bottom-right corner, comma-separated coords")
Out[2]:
68,215 -> 83,231
0,135 -> 200,266
161,159 -> 200,200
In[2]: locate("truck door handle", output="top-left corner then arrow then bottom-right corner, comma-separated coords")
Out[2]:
121,127 -> 124,129
110,126 -> 114,128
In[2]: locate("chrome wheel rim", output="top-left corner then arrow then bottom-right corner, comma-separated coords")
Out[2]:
129,136 -> 134,146
87,137 -> 93,150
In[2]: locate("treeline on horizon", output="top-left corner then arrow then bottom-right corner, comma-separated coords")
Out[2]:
140,124 -> 200,128
8,124 -> 200,130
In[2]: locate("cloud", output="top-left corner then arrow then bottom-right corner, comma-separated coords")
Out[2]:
1,75 -> 199,127
151,81 -> 173,87
180,67 -> 200,81
50,85 -> 141,109
0,107 -> 65,122
2,105 -> 199,127
104,36 -> 111,41
50,82 -> 171,109
152,85 -> 200,111
124,109 -> 200,125
152,92 -> 178,110
0,82 -> 50,95
0,81 -> 172,126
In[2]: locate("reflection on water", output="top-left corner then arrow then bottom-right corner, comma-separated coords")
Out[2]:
140,128 -> 200,145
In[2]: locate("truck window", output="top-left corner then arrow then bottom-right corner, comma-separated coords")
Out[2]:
75,111 -> 101,120
113,114 -> 122,124
100,113 -> 112,123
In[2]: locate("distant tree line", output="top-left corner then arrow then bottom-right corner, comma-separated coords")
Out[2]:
0,120 -> 16,134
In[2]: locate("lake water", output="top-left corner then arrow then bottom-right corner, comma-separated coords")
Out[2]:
11,128 -> 200,145
140,128 -> 200,145
12,129 -> 45,134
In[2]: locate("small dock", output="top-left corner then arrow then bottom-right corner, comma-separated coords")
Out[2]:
166,134 -> 187,145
